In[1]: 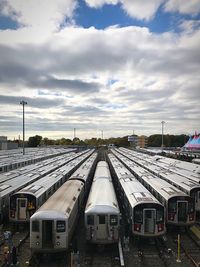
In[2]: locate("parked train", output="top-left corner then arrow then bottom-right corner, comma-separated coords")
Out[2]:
112,149 -> 195,226
119,148 -> 200,184
0,148 -> 75,173
85,161 -> 120,244
0,151 -> 76,184
30,153 -> 97,253
108,153 -> 166,237
117,148 -> 200,212
0,150 -> 91,223
9,150 -> 94,223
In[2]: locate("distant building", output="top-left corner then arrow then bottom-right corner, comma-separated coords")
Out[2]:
137,135 -> 148,148
128,135 -> 148,148
128,135 -> 138,148
0,136 -> 7,150
0,136 -> 19,150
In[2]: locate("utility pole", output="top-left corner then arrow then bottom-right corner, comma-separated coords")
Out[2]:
161,121 -> 165,148
101,130 -> 103,140
20,100 -> 27,155
74,128 -> 76,139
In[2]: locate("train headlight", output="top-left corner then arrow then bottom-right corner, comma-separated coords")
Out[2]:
56,242 -> 60,246
134,224 -> 141,232
168,213 -> 175,221
157,223 -> 164,232
36,242 -> 40,246
189,214 -> 194,221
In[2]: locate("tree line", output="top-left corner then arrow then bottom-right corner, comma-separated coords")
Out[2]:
25,134 -> 189,148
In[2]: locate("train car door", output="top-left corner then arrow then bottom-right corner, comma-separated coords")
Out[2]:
177,201 -> 187,222
42,220 -> 53,248
144,209 -> 155,234
17,198 -> 27,220
96,215 -> 107,240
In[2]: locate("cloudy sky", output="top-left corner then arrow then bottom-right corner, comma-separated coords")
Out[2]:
0,0 -> 200,140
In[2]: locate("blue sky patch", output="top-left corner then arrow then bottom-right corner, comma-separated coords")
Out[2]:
0,15 -> 19,30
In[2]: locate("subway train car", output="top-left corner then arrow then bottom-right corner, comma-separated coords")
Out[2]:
85,161 -> 120,244
9,150 -> 95,223
0,150 -> 89,223
119,148 -> 200,184
112,150 -> 195,226
117,148 -> 200,212
108,153 -> 166,237
30,153 -> 97,253
0,148 -> 75,173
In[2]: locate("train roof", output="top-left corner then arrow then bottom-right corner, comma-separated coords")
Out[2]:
85,179 -> 119,214
31,210 -> 68,220
122,149 -> 200,183
152,155 -> 200,173
1,150 -> 92,199
32,180 -> 84,218
108,154 -> 161,207
0,152 -> 76,184
116,148 -> 200,195
10,151 -> 95,198
92,161 -> 112,181
85,161 -> 119,214
111,150 -> 189,201
0,148 -> 76,170
68,152 -> 97,182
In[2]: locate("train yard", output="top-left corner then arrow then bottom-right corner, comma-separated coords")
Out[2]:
0,147 -> 200,266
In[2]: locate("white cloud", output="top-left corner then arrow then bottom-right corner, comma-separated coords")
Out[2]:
84,0 -> 118,8
165,0 -> 200,15
121,0 -> 164,20
0,2 -> 199,138
84,0 -> 164,20
0,0 -> 77,30
179,19 -> 200,34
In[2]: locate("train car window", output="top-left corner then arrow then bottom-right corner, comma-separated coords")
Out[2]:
110,215 -> 118,226
87,215 -> 94,225
99,215 -> 105,224
19,200 -> 26,207
156,210 -> 163,222
188,202 -> 194,213
168,201 -> 177,212
134,209 -> 143,223
56,221 -> 66,232
32,221 -> 39,232
10,197 -> 16,209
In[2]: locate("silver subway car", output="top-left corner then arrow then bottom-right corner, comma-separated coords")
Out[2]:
85,161 -> 120,244
113,149 -> 195,226
30,153 -> 97,252
108,153 -> 166,237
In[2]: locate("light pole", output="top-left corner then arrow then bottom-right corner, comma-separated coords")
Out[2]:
74,128 -> 76,139
161,121 -> 165,148
101,130 -> 103,140
20,100 -> 27,155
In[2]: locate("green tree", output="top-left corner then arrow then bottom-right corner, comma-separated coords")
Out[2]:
28,135 -> 42,147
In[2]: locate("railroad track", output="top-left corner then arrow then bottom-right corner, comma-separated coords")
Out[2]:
83,243 -> 120,267
133,238 -> 170,267
178,231 -> 200,267
29,252 -> 68,267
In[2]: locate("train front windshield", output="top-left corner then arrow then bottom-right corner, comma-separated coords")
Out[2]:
168,196 -> 195,222
133,204 -> 164,234
10,194 -> 36,220
190,188 -> 200,211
